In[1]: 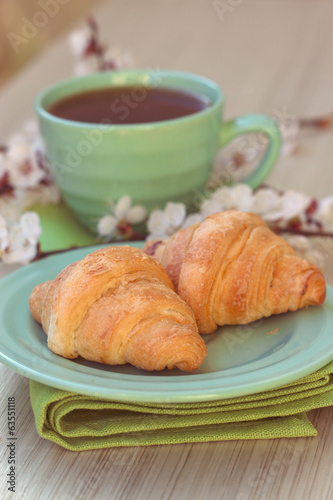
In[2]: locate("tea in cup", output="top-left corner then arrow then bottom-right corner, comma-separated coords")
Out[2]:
35,69 -> 281,231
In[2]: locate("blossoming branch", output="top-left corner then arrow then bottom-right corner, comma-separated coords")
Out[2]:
1,17 -> 333,266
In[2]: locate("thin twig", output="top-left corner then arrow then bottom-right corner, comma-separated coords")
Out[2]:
299,113 -> 333,129
33,234 -> 146,261
274,228 -> 333,238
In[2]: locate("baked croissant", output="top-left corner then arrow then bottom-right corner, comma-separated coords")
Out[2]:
29,246 -> 207,371
144,211 -> 326,333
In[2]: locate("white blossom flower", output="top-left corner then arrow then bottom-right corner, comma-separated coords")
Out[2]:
7,156 -> 44,189
252,188 -> 281,220
224,184 -> 254,211
209,186 -> 232,206
125,205 -> 147,225
0,195 -> 22,222
19,184 -> 61,209
279,118 -> 300,157
0,215 -> 9,252
200,198 -> 224,218
0,152 -> 7,179
0,212 -> 42,265
147,202 -> 187,240
6,132 -> 30,157
182,212 -> 204,229
68,29 -> 90,58
97,196 -> 147,239
284,234 -> 326,270
316,196 -> 333,230
22,119 -> 40,140
197,184 -> 316,230
163,202 -> 186,228
201,184 -> 254,218
1,226 -> 36,265
103,46 -> 134,69
97,215 -> 118,237
269,190 -> 311,222
74,58 -> 99,76
30,132 -> 46,157
5,133 -> 45,189
113,195 -> 132,220
19,212 -> 42,244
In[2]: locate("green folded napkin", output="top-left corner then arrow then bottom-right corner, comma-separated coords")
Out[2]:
32,203 -> 97,252
29,361 -> 333,451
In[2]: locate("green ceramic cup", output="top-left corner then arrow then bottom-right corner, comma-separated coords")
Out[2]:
35,69 -> 281,231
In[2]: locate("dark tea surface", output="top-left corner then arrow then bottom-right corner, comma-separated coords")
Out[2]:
48,86 -> 212,124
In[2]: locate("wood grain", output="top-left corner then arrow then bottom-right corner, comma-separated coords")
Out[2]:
1,1 -> 333,499
1,369 -> 333,500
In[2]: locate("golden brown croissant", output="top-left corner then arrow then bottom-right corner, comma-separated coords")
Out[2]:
144,211 -> 326,333
29,246 -> 207,371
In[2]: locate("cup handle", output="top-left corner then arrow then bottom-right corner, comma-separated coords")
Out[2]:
220,114 -> 281,189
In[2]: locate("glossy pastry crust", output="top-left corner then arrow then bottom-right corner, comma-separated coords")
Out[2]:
29,246 -> 207,371
144,211 -> 326,333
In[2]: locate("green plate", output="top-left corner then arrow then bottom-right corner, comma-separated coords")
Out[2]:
0,243 -> 332,403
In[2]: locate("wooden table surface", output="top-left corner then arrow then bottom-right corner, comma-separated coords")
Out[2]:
1,1 -> 333,499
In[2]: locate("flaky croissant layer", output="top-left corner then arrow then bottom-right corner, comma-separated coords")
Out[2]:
29,246 -> 207,371
144,211 -> 326,333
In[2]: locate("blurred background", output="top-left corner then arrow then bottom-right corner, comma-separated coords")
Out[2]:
0,0 -> 102,87
1,0 -> 333,199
